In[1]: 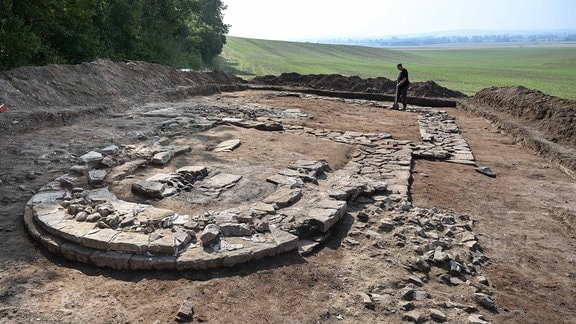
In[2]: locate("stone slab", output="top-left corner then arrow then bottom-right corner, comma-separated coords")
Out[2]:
28,191 -> 67,206
129,254 -> 177,270
60,241 -> 96,264
109,231 -> 150,254
89,250 -> 131,270
82,228 -> 118,250
176,247 -> 224,270
307,200 -> 347,232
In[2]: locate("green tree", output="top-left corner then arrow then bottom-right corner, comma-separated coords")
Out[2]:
0,0 -> 229,70
196,0 -> 228,64
0,1 -> 42,69
10,0 -> 103,64
98,0 -> 143,60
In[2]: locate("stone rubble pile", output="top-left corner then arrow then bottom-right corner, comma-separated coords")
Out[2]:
24,92 -> 495,322
415,110 -> 476,165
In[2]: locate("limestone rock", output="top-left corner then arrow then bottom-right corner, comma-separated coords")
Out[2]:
402,310 -> 424,323
100,145 -> 120,155
200,224 -> 220,246
78,151 -> 103,164
468,314 -> 491,324
88,169 -> 107,185
219,223 -> 252,237
212,139 -> 241,152
151,150 -> 174,165
429,309 -> 447,322
131,180 -> 167,199
176,301 -> 194,322
474,292 -> 496,311
475,166 -> 496,178
263,187 -> 302,209
298,239 -> 320,255
306,200 -> 347,232
200,173 -> 242,191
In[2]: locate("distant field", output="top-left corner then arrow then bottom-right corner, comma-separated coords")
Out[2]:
219,36 -> 576,99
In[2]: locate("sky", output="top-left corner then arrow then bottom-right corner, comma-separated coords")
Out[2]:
222,0 -> 576,41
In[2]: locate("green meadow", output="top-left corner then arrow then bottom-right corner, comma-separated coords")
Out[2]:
219,36 -> 576,99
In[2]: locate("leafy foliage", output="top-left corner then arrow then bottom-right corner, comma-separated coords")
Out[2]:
0,0 -> 228,70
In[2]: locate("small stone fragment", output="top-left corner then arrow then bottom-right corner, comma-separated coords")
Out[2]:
468,313 -> 490,324
429,308 -> 447,322
402,310 -> 424,323
398,286 -> 415,301
399,301 -> 414,311
200,224 -> 220,246
407,276 -> 424,287
176,300 -> 194,322
474,292 -> 496,311
475,166 -> 496,178
414,290 -> 429,301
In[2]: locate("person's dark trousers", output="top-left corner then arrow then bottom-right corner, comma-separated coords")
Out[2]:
397,86 -> 408,108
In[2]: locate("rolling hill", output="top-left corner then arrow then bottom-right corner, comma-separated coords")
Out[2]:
219,36 -> 576,99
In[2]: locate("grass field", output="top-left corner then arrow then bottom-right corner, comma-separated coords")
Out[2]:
219,36 -> 576,99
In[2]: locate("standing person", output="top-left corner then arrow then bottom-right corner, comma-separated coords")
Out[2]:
396,63 -> 409,109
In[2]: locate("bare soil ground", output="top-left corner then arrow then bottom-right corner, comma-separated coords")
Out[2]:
0,61 -> 575,323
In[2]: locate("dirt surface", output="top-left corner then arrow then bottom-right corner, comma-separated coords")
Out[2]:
1,61 -> 576,323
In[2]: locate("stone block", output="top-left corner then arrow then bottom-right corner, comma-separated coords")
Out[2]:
59,242 -> 95,264
40,234 -> 67,256
23,208 -> 43,240
176,247 -> 224,270
219,223 -> 252,237
109,232 -> 149,254
212,139 -> 241,152
78,151 -> 103,164
270,226 -> 298,254
82,228 -> 118,250
263,187 -> 302,208
107,159 -> 148,181
129,254 -> 176,270
307,200 -> 347,232
151,150 -> 174,165
136,206 -> 175,226
221,243 -> 274,267
28,190 -> 67,205
89,250 -> 131,270
86,187 -> 119,203
148,228 -> 192,255
88,169 -> 108,185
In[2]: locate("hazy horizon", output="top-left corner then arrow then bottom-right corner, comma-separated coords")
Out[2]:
223,0 -> 576,42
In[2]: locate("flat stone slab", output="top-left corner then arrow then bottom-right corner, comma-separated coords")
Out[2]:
136,207 -> 175,226
212,139 -> 241,152
109,232 -> 150,254
199,173 -> 242,190
28,191 -> 68,205
306,200 -> 348,232
82,228 -> 118,250
263,187 -> 302,208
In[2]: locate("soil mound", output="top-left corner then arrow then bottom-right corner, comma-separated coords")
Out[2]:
410,80 -> 467,98
0,59 -> 245,133
0,59 -> 244,110
251,73 -> 467,98
473,86 -> 576,146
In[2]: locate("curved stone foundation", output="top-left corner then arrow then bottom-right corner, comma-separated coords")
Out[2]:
24,93 -> 480,270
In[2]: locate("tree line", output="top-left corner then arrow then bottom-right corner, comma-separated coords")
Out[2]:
321,32 -> 576,47
0,0 -> 228,71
